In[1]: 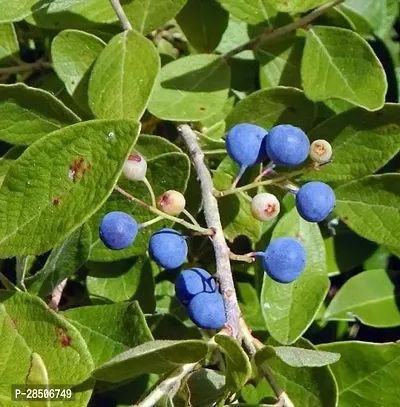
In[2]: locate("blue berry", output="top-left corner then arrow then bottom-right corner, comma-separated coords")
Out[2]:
187,291 -> 226,329
226,123 -> 268,167
175,268 -> 216,305
99,211 -> 138,250
149,228 -> 188,269
296,181 -> 336,222
262,237 -> 306,283
265,124 -> 310,166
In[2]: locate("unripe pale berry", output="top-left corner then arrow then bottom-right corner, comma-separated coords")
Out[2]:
187,291 -> 226,329
265,124 -> 310,167
251,193 -> 280,221
149,228 -> 188,269
262,237 -> 306,283
158,190 -> 186,216
175,268 -> 216,305
309,140 -> 332,164
99,211 -> 138,250
296,181 -> 336,222
122,153 -> 147,181
226,123 -> 268,167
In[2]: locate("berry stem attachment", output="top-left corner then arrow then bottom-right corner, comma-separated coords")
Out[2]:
254,162 -> 276,183
229,252 -> 256,263
142,177 -> 157,207
114,185 -> 213,236
109,0 -> 132,31
139,216 -> 164,229
231,164 -> 247,189
178,124 -> 242,338
182,209 -> 201,227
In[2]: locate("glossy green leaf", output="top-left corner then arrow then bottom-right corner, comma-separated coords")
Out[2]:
0,23 -> 19,66
255,338 -> 338,407
0,0 -> 40,22
226,87 -> 317,131
324,269 -> 400,327
217,0 -> 277,24
0,291 -> 93,406
0,119 -> 140,257
93,340 -> 208,383
215,334 -> 252,396
63,301 -> 153,367
52,29 -> 105,112
335,174 -> 400,257
302,105 -> 400,183
88,152 -> 190,261
0,84 -> 80,145
266,0 -> 331,13
302,26 -> 387,111
89,30 -> 160,120
26,225 -> 91,299
86,256 -> 156,313
148,54 -> 230,121
319,341 -> 400,407
47,0 -> 87,12
176,0 -> 228,53
257,35 -> 304,89
261,208 -> 329,344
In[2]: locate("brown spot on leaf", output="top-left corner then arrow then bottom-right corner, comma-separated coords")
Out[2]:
69,157 -> 92,183
199,106 -> 206,111
9,318 -> 17,329
52,197 -> 61,206
56,327 -> 71,347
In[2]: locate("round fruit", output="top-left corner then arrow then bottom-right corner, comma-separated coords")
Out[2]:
149,228 -> 188,269
251,193 -> 280,221
187,291 -> 226,329
99,211 -> 138,250
265,124 -> 310,166
175,268 -> 216,305
122,153 -> 147,181
158,190 -> 186,216
310,140 -> 332,164
296,181 -> 336,222
262,237 -> 306,283
226,123 -> 268,167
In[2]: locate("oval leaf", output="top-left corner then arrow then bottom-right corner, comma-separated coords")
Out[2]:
148,54 -> 231,121
0,0 -> 38,22
0,23 -> 19,66
0,119 -> 140,257
301,26 -> 387,111
0,84 -> 80,145
217,0 -> 277,24
89,30 -> 160,120
272,346 -> 340,367
261,208 -> 329,345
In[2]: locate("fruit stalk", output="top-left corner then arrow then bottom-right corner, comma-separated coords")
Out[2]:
109,0 -> 133,31
178,124 -> 242,338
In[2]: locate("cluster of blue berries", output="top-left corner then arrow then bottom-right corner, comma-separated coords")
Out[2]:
226,123 -> 336,223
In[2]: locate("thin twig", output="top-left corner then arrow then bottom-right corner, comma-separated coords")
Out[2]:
48,278 -> 68,311
178,124 -> 242,338
223,0 -> 346,59
229,252 -> 255,263
0,60 -> 52,75
143,177 -> 157,207
109,0 -> 132,30
0,272 -> 21,292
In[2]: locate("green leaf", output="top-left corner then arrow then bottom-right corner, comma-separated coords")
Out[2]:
215,334 -> 252,395
257,345 -> 340,367
226,87 -> 317,132
301,26 -> 387,111
261,208 -> 329,344
0,84 -> 80,145
257,35 -> 304,89
0,291 -> 93,406
0,146 -> 25,187
324,269 -> 400,327
93,340 -> 208,383
0,23 -> 19,66
63,301 -> 153,368
319,341 -> 400,407
217,0 -> 277,24
302,105 -> 400,183
52,29 -> 105,113
0,0 -> 39,22
89,30 -> 160,120
47,0 -> 87,12
255,337 -> 338,407
267,0 -> 335,14
25,225 -> 91,299
86,256 -> 156,313
0,119 -> 140,257
148,54 -> 230,121
88,151 -> 190,261
176,0 -> 228,53
335,174 -> 400,257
